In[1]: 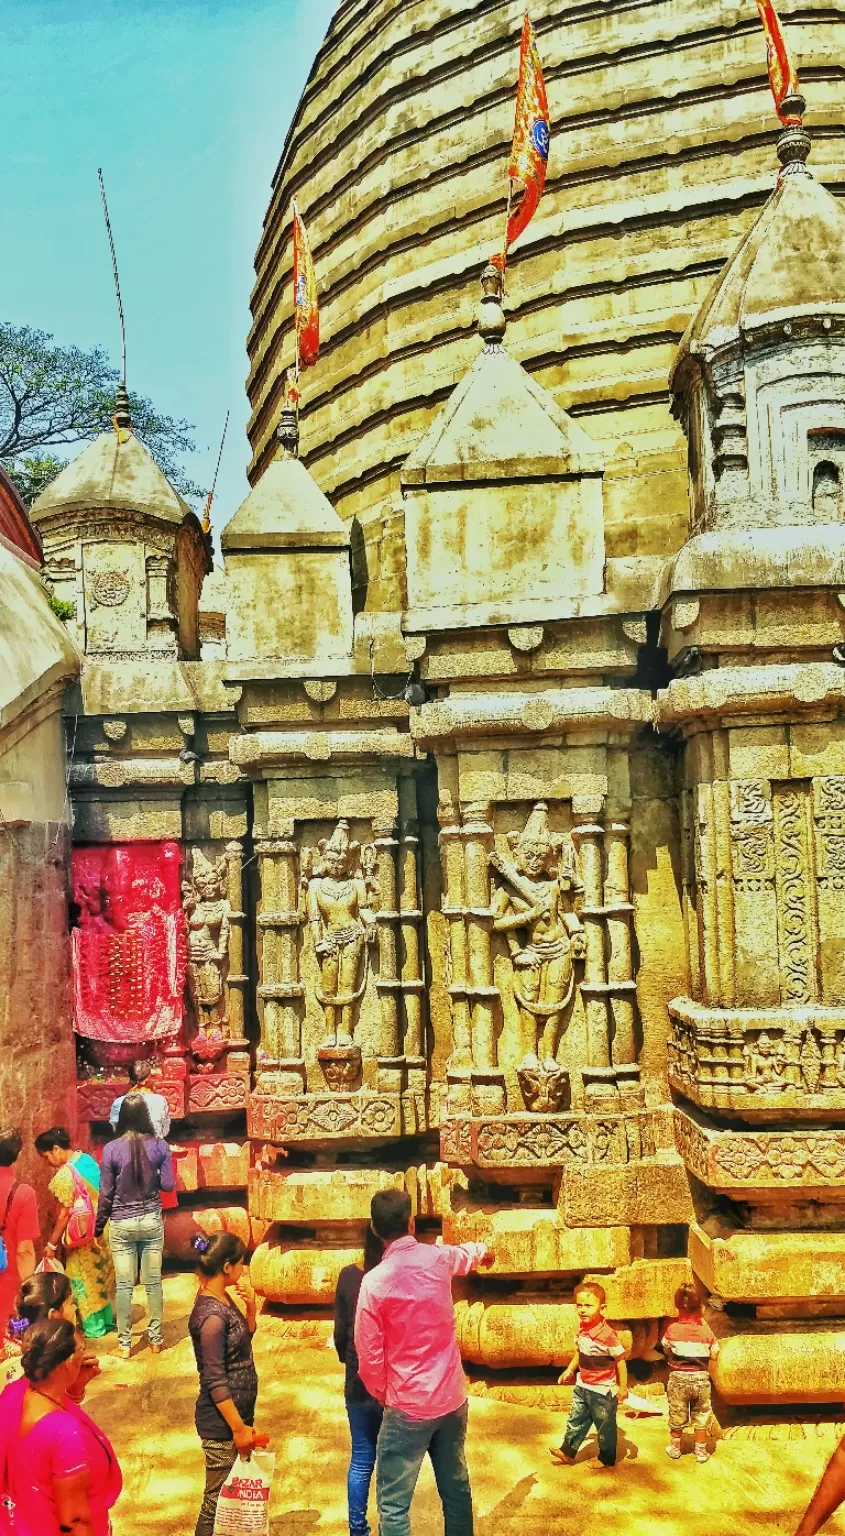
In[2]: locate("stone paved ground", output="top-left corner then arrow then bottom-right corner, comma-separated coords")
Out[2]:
86,1275 -> 845,1536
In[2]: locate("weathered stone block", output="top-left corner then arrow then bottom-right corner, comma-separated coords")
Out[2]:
675,1107 -> 845,1196
561,1156 -> 694,1227
710,1314 -> 845,1404
249,1091 -> 401,1144
172,1141 -> 250,1193
248,1167 -> 406,1223
163,1205 -> 260,1262
441,1206 -> 631,1275
251,1242 -> 362,1304
584,1258 -> 692,1320
454,1299 -> 637,1369
690,1223 -> 845,1303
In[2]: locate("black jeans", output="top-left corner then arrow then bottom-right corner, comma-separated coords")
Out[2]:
561,1386 -> 618,1466
377,1402 -> 473,1536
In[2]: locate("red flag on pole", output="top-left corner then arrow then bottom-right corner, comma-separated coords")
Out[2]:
755,0 -> 801,121
292,200 -> 319,372
494,14 -> 550,271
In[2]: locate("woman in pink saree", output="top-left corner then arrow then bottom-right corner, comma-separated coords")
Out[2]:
0,1317 -> 122,1536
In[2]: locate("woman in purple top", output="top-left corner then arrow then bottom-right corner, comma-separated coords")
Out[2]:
95,1094 -> 175,1359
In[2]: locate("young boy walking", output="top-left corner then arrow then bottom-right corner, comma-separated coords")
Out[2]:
549,1281 -> 627,1470
661,1283 -> 719,1464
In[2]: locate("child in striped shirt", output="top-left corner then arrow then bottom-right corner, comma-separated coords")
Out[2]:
550,1281 -> 627,1470
662,1283 -> 719,1464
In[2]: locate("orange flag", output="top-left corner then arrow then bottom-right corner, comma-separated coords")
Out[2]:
292,200 -> 319,370
755,0 -> 801,120
495,14 -> 550,269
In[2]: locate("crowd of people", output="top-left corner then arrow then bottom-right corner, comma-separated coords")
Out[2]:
0,1107 -> 844,1536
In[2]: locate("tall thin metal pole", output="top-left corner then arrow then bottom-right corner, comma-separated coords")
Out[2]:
98,168 -> 127,385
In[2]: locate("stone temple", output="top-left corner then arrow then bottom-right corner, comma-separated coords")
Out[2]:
4,0 -> 845,1411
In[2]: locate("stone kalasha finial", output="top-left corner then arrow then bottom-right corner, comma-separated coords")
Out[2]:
277,367 -> 300,459
478,262 -> 506,348
112,381 -> 132,432
776,92 -> 811,178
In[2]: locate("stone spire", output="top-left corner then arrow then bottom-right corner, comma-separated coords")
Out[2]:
113,381 -> 132,431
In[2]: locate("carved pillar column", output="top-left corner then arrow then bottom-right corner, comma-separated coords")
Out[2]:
398,778 -> 424,1060
255,834 -> 305,1092
574,799 -> 615,1105
372,816 -> 401,1061
603,819 -> 641,1101
463,804 -> 503,1105
224,840 -> 248,1045
439,800 -> 472,1073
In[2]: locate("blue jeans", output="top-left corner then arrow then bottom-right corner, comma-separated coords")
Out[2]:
109,1210 -> 164,1348
562,1385 -> 618,1466
377,1402 -> 473,1536
346,1396 -> 383,1536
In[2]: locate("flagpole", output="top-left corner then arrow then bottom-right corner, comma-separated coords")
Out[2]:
501,179 -> 513,293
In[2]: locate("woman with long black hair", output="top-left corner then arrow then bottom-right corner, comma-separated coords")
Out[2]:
333,1226 -> 384,1536
94,1093 -> 175,1360
188,1231 -> 266,1536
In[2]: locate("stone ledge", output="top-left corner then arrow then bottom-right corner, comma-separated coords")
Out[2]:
248,1091 -> 403,1143
709,1311 -> 845,1404
690,1222 -> 845,1304
440,1110 -> 655,1169
675,1105 -> 845,1195
172,1141 -> 250,1192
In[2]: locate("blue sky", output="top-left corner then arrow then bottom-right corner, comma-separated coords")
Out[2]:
0,0 -> 336,537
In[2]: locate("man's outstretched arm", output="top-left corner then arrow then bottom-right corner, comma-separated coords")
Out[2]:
796,1438 -> 845,1536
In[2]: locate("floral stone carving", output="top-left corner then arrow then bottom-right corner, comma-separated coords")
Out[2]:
318,1043 -> 363,1091
490,802 -> 585,1072
182,849 -> 232,1037
303,819 -> 377,1047
72,843 -> 186,1044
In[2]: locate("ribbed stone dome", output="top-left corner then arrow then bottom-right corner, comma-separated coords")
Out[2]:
247,0 -> 845,609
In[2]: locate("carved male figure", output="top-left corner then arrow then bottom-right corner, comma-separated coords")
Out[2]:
744,1031 -> 786,1091
491,802 -> 585,1072
182,849 -> 232,1036
306,820 -> 377,1047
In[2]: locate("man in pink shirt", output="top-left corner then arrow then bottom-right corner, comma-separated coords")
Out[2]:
354,1190 -> 492,1536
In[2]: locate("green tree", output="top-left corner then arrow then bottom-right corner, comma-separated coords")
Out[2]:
0,322 -> 203,507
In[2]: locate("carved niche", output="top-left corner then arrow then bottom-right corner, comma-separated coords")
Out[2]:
490,802 -> 585,1105
182,848 -> 232,1037
72,842 -> 186,1047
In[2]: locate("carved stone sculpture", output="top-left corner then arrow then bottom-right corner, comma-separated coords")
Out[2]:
305,820 -> 377,1047
744,1031 -> 787,1092
182,849 -> 232,1037
491,803 -> 585,1074
71,842 -> 186,1047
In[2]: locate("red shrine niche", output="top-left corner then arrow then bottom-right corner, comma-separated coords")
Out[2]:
72,843 -> 187,1047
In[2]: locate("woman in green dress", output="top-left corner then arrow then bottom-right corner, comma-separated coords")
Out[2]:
34,1126 -> 115,1339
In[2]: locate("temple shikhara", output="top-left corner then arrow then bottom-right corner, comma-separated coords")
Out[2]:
4,0 -> 845,1412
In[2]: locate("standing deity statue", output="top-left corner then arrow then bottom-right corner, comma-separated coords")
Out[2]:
182,849 -> 232,1036
306,820 -> 377,1047
491,803 -> 585,1073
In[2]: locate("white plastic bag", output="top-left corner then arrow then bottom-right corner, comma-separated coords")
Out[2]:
213,1452 -> 275,1535
35,1255 -> 66,1275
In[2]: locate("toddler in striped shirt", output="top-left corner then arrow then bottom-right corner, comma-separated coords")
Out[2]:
662,1283 -> 719,1464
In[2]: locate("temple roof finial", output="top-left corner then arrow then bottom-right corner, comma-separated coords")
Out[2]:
112,381 -> 132,433
776,91 -> 811,179
478,262 -> 506,350
276,367 -> 300,460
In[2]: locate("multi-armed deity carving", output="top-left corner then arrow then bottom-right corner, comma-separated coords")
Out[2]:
303,820 -> 378,1050
72,842 -> 186,1054
490,803 -> 585,1098
182,849 -> 232,1038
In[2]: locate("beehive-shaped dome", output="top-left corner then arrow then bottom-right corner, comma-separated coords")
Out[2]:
247,0 -> 845,608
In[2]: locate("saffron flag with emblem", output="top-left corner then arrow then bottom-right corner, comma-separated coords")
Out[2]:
755,0 -> 800,119
496,14 -> 550,268
292,200 -> 319,369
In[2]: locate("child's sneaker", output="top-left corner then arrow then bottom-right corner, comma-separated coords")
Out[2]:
665,1442 -> 682,1460
694,1445 -> 710,1464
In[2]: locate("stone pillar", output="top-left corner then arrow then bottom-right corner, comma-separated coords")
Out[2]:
574,799 -> 615,1105
224,840 -> 248,1044
603,819 -> 640,1099
255,834 -> 306,1092
398,778 -> 424,1060
372,815 -> 402,1061
439,800 -> 472,1072
462,802 -> 496,1060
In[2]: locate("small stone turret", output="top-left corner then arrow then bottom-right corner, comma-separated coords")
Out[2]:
31,393 -> 211,660
221,399 -> 353,664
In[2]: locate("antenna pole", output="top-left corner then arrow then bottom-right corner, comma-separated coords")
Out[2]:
98,168 -> 127,385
